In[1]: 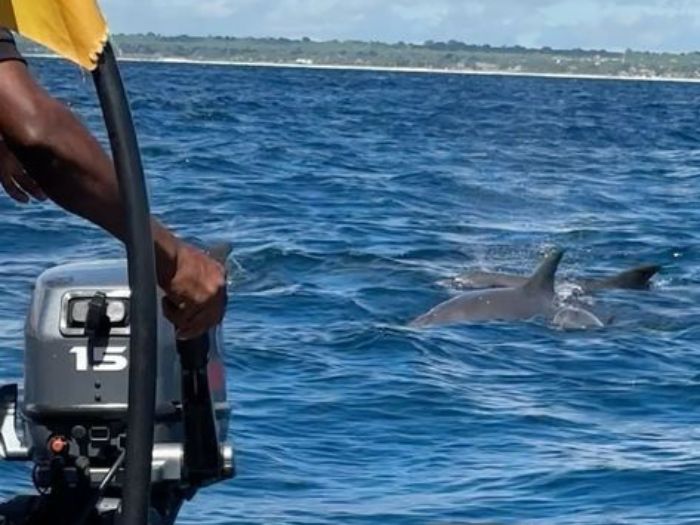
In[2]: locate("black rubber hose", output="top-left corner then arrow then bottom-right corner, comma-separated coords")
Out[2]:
92,42 -> 158,525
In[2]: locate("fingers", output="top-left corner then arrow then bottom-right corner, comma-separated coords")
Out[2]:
0,136 -> 46,202
162,292 -> 225,340
0,173 -> 29,203
0,155 -> 45,203
176,307 -> 219,340
160,244 -> 229,339
162,297 -> 190,332
13,169 -> 46,201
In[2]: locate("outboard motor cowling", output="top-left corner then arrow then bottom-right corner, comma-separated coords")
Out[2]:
0,259 -> 233,524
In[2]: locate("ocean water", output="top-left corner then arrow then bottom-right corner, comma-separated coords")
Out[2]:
1,59 -> 700,524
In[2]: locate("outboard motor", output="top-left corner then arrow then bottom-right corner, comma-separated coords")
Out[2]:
0,260 -> 234,525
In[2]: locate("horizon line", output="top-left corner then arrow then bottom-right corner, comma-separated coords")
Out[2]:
24,53 -> 700,85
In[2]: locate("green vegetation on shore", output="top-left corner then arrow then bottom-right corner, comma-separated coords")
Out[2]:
18,33 -> 700,79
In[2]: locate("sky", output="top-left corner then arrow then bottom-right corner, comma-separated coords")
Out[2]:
101,0 -> 700,53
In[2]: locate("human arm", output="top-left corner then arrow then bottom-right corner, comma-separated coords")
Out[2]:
0,58 -> 225,338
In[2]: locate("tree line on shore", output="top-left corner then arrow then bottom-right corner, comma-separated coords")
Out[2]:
18,33 -> 700,79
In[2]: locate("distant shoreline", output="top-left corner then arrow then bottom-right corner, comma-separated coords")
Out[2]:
26,53 -> 700,84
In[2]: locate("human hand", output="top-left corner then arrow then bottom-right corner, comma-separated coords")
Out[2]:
0,139 -> 46,203
160,242 -> 228,339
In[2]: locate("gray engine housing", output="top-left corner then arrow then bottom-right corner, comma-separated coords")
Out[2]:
16,259 -> 231,484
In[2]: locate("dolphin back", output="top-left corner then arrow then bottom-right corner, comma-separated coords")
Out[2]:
411,249 -> 565,328
447,271 -> 528,290
583,264 -> 661,292
522,249 -> 564,294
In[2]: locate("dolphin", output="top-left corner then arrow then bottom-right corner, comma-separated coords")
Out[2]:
442,263 -> 660,294
205,242 -> 234,265
578,265 -> 660,292
411,249 -> 564,328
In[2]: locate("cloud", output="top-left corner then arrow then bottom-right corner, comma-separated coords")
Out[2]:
100,0 -> 700,52
192,0 -> 237,18
390,3 -> 452,27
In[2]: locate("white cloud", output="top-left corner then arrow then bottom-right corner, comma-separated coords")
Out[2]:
390,3 -> 451,27
193,0 -> 237,18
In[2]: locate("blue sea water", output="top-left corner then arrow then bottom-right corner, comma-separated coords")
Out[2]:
1,59 -> 700,524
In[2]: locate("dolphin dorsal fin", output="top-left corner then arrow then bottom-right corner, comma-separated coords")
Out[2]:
523,249 -> 565,293
206,242 -> 234,266
601,264 -> 661,290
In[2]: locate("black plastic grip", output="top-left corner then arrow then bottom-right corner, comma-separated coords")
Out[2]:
176,334 -> 222,486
